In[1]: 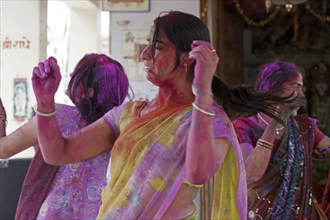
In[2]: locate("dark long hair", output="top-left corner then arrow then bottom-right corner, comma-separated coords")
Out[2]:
68,53 -> 130,124
153,11 -> 287,121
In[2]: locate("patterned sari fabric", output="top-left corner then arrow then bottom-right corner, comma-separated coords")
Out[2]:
234,114 -> 327,220
98,100 -> 247,219
15,148 -> 58,220
15,104 -> 110,220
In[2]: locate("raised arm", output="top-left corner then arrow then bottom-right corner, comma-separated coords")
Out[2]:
317,136 -> 330,153
315,130 -> 330,151
0,117 -> 37,159
0,98 -> 37,159
242,118 -> 278,182
313,128 -> 330,160
32,57 -> 115,165
240,106 -> 297,182
186,41 -> 230,184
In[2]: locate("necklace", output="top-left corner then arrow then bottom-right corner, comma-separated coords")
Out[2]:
257,113 -> 284,135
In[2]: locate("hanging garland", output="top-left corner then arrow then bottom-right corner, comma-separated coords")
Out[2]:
305,3 -> 330,23
231,0 -> 330,27
231,0 -> 281,27
200,0 -> 208,24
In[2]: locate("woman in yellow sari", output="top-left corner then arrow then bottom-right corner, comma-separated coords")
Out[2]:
31,11 -> 286,219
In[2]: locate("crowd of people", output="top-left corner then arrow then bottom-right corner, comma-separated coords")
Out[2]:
0,10 -> 329,220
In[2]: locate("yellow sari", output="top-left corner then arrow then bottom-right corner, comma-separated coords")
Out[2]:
98,101 -> 247,219
98,101 -> 192,219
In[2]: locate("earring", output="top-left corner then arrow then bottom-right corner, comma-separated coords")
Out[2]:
184,63 -> 188,73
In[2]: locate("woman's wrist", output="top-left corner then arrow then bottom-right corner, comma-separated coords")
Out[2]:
192,102 -> 215,116
193,86 -> 213,105
257,139 -> 273,150
36,100 -> 56,113
33,106 -> 57,117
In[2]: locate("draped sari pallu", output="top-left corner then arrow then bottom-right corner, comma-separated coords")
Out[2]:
15,104 -> 110,220
98,101 -> 247,219
211,117 -> 248,220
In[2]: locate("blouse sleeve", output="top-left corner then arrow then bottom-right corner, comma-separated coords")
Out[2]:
233,118 -> 254,145
212,106 -> 232,140
102,102 -> 129,139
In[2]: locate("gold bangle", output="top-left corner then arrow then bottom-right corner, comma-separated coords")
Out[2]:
258,139 -> 272,145
257,142 -> 272,150
33,106 -> 57,117
258,141 -> 273,149
192,102 -> 215,116
257,139 -> 273,150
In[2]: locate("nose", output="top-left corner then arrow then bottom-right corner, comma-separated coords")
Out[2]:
294,86 -> 305,98
140,44 -> 151,61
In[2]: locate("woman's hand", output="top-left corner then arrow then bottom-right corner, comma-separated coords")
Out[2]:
275,96 -> 306,120
189,40 -> 219,94
32,57 -> 61,107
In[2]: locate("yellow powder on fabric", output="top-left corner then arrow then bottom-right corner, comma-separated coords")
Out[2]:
148,178 -> 165,191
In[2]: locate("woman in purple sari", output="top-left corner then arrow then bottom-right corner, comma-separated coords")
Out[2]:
0,53 -> 129,219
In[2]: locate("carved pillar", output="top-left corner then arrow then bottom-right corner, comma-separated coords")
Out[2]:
217,1 -> 244,85
201,0 -> 244,86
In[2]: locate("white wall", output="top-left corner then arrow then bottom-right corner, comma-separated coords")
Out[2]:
68,7 -> 99,71
51,0 -> 101,105
0,0 -> 101,158
0,0 -> 41,158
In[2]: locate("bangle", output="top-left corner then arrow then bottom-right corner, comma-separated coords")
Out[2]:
257,139 -> 273,150
192,102 -> 215,116
0,116 -> 7,127
33,106 -> 57,117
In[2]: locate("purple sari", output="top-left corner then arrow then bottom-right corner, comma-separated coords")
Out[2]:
15,104 -> 109,220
